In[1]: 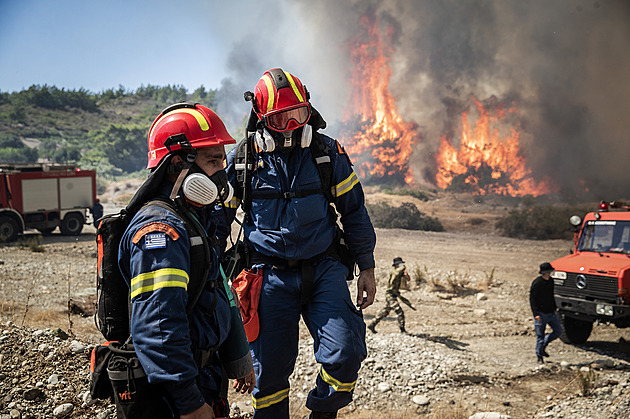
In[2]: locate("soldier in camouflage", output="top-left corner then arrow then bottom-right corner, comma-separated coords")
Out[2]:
368,257 -> 412,334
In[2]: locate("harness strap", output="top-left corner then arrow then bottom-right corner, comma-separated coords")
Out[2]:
249,238 -> 342,305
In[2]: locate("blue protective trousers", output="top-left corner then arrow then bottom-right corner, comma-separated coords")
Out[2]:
250,257 -> 367,418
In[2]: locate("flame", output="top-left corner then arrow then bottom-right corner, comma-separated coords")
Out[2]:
435,96 -> 553,196
339,13 -> 418,185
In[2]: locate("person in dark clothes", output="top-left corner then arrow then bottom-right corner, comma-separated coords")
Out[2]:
529,262 -> 563,365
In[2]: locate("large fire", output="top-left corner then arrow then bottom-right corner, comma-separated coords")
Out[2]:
435,95 -> 553,196
340,13 -> 551,197
339,13 -> 418,185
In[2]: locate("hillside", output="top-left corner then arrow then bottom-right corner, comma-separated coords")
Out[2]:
0,84 -> 223,179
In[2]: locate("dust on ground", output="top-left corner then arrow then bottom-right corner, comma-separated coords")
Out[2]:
1,190 -> 629,418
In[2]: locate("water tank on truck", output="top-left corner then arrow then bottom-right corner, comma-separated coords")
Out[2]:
0,163 -> 102,242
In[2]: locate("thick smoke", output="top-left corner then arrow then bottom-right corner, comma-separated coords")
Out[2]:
215,0 -> 630,200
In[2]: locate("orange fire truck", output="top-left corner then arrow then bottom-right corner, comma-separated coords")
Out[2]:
0,163 -> 101,242
551,201 -> 630,343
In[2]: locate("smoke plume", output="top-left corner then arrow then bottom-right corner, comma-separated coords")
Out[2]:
214,0 -> 630,200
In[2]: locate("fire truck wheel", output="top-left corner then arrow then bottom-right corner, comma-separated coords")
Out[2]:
559,314 -> 593,344
60,213 -> 85,236
0,216 -> 20,243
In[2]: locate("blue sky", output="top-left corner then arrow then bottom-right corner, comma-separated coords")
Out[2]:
0,1 -> 248,93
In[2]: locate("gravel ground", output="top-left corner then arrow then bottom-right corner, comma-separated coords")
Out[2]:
1,192 -> 630,418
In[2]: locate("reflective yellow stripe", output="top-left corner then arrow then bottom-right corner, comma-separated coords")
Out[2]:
149,109 -> 209,139
130,268 -> 189,299
319,367 -> 356,392
284,71 -> 305,103
252,387 -> 289,409
332,172 -> 359,198
262,74 -> 275,113
221,196 -> 241,209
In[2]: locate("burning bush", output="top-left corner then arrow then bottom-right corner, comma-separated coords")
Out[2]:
366,202 -> 444,231
496,204 -> 590,240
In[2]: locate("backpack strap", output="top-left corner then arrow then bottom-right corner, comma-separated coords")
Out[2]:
234,132 -> 335,206
308,132 -> 334,203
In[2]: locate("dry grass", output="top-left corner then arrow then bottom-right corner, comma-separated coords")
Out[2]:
576,367 -> 598,396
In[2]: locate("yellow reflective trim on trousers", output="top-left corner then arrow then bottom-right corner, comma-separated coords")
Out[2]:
130,268 -> 189,299
284,71 -> 305,103
221,196 -> 241,209
319,367 -> 356,392
262,74 -> 275,113
332,172 -> 359,198
252,387 -> 289,410
149,109 -> 209,139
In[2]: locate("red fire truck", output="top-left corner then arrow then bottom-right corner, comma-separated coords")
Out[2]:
551,201 -> 630,343
0,163 -> 102,242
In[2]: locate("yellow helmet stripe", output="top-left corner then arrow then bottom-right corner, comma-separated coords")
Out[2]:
319,367 -> 357,392
284,71 -> 305,103
130,268 -> 189,299
262,74 -> 275,113
149,109 -> 209,139
252,387 -> 289,409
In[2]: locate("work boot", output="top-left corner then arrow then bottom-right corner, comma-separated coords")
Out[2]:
537,356 -> 544,365
309,411 -> 338,418
541,346 -> 550,357
367,323 -> 377,334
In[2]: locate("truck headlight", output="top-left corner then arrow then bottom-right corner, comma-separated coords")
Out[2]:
551,271 -> 567,279
596,304 -> 614,316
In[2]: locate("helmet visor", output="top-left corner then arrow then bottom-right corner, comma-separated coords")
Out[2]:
266,106 -> 311,132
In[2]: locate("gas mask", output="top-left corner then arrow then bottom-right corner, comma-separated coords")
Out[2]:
254,124 -> 312,153
181,168 -> 234,206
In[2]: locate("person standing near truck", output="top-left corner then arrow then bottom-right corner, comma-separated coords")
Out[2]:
368,257 -> 412,334
529,262 -> 563,365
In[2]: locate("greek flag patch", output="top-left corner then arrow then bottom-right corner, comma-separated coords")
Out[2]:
145,233 -> 167,249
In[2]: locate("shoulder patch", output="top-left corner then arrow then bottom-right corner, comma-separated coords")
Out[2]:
335,139 -> 353,165
132,222 -> 180,245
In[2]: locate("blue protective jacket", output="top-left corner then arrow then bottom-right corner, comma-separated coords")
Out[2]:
118,185 -> 252,415
221,133 -> 376,270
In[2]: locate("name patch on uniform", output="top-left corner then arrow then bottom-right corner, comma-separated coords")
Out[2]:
145,233 -> 167,249
132,222 -> 180,244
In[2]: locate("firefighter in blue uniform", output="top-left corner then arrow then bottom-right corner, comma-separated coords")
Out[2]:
220,69 -> 377,419
118,104 -> 255,419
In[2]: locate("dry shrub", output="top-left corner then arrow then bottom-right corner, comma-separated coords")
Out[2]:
478,267 -> 497,290
428,270 -> 472,295
430,400 -> 472,419
411,264 -> 429,287
0,301 -> 18,316
576,367 -> 598,396
17,235 -> 44,252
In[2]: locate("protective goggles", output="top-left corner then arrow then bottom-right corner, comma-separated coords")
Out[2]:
265,105 -> 311,132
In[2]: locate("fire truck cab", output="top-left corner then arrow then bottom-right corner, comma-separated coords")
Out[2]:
551,201 -> 630,344
0,163 -> 102,242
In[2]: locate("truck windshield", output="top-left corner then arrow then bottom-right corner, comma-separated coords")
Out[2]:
578,220 -> 630,253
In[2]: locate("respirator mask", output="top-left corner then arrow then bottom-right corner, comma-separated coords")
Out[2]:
169,151 -> 234,206
181,167 -> 233,206
254,124 -> 312,153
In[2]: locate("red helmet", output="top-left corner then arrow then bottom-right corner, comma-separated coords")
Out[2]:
252,68 -> 311,132
147,103 -> 235,169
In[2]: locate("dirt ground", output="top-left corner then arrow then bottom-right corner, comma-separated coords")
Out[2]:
1,191 -> 629,418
